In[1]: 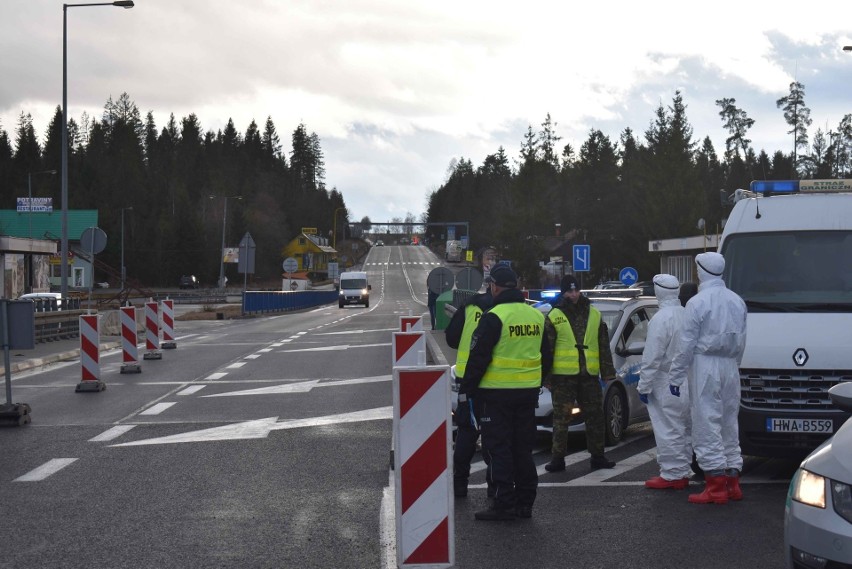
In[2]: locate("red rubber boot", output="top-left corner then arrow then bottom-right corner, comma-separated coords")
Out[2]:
727,474 -> 743,501
688,475 -> 729,504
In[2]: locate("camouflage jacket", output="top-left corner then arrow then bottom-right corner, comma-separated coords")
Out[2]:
544,294 -> 616,380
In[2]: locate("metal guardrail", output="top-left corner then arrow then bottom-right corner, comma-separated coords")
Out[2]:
33,309 -> 83,342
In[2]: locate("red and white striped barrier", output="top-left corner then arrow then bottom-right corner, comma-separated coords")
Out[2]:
400,315 -> 423,332
161,299 -> 177,349
392,332 -> 426,367
393,366 -> 453,567
119,306 -> 141,374
76,314 -> 105,392
142,301 -> 162,360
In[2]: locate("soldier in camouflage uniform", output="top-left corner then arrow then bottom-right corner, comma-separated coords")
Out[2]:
543,275 -> 617,472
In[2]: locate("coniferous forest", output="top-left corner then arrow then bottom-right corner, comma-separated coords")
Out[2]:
1,85 -> 850,288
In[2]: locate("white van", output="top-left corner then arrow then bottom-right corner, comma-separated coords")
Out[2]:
338,271 -> 370,308
719,179 -> 852,458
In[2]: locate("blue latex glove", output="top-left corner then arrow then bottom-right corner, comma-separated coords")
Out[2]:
468,397 -> 479,430
639,393 -> 649,405
669,385 -> 681,397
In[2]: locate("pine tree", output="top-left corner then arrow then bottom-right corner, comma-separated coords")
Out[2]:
776,81 -> 812,177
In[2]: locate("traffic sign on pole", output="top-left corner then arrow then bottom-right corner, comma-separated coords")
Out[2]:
573,244 -> 590,272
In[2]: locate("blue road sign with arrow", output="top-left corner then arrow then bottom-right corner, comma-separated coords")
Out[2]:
619,266 -> 638,286
573,244 -> 590,272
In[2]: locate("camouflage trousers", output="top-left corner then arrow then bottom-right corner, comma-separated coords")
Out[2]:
550,374 -> 605,458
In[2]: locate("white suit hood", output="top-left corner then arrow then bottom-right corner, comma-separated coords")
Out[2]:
696,252 -> 725,285
653,273 -> 680,308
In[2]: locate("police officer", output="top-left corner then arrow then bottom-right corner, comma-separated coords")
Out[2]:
459,264 -> 552,521
445,280 -> 493,498
544,274 -> 617,472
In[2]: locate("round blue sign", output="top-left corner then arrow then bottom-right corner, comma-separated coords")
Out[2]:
619,267 -> 638,286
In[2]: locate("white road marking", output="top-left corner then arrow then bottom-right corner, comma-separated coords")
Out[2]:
113,417 -> 280,446
245,354 -> 261,359
203,375 -> 392,398
203,380 -> 320,397
140,402 -> 177,415
206,372 -> 227,380
316,328 -> 397,335
14,458 -> 78,482
257,348 -> 273,352
89,425 -> 136,442
281,342 -> 390,353
226,362 -> 246,369
177,385 -> 206,395
110,407 -> 393,447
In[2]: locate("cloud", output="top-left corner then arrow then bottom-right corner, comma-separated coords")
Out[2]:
1,0 -> 850,221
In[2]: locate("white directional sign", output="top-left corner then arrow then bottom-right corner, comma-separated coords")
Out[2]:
573,244 -> 590,272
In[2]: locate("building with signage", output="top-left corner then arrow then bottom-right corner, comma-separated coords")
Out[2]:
648,233 -> 722,284
0,209 -> 98,297
280,228 -> 337,278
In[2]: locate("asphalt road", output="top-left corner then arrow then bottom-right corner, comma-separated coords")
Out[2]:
0,245 -> 800,568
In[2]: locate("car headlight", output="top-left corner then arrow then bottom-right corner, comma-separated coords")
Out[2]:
792,468 -> 826,509
831,479 -> 852,523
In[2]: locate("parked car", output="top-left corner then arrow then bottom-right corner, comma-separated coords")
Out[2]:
631,281 -> 656,296
375,240 -> 384,247
452,289 -> 656,445
179,275 -> 200,289
784,382 -> 852,569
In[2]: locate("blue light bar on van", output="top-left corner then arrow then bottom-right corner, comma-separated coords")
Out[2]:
540,289 -> 561,299
749,179 -> 852,194
749,180 -> 798,194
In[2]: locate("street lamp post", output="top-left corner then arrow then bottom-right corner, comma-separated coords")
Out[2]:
121,206 -> 133,291
210,195 -> 242,289
333,207 -> 346,251
27,169 -> 57,240
61,1 -> 134,299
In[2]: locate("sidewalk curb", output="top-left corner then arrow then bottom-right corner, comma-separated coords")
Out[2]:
9,341 -> 122,375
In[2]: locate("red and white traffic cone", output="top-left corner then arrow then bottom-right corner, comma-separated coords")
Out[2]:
76,314 -> 106,392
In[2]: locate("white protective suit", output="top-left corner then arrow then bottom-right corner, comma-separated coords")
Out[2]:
637,274 -> 692,480
668,253 -> 748,474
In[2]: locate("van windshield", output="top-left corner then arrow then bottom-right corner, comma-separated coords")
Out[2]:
341,279 -> 367,289
722,231 -> 852,311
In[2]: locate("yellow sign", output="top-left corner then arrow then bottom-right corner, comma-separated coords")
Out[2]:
466,250 -> 473,262
302,227 -> 318,235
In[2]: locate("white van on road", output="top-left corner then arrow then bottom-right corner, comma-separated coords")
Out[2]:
338,271 -> 370,308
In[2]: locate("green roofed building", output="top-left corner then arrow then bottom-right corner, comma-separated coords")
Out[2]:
0,209 -> 98,298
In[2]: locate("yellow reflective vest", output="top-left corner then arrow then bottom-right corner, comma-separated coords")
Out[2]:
548,306 -> 601,375
480,303 -> 545,389
455,303 -> 484,377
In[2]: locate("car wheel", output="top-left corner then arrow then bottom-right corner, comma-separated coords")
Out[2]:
604,387 -> 627,446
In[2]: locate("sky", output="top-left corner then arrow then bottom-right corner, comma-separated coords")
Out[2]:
2,0 -> 851,224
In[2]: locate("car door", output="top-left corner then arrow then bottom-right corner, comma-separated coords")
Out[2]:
615,305 -> 657,423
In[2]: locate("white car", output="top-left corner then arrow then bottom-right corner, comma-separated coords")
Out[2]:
452,289 -> 656,445
784,382 -> 852,569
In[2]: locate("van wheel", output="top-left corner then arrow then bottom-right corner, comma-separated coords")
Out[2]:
364,299 -> 369,308
604,387 -> 627,446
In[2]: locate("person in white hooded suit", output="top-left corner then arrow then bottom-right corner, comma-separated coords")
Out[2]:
637,274 -> 693,490
668,252 -> 747,504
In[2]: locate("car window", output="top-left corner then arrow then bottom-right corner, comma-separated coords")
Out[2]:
616,308 -> 652,352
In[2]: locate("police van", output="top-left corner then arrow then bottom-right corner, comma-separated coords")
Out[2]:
718,179 -> 852,458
